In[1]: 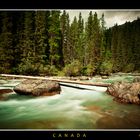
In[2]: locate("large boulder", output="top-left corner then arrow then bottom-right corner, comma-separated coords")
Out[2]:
14,79 -> 61,96
107,81 -> 140,105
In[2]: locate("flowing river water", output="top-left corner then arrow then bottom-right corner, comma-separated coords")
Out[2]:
0,74 -> 140,129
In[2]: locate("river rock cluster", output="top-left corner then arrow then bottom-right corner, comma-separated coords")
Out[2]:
107,77 -> 140,105
14,79 -> 61,96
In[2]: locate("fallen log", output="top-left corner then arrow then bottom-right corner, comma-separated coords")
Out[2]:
59,83 -> 98,90
1,74 -> 111,87
60,82 -> 107,92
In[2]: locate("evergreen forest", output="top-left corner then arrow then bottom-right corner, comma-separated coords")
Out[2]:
0,10 -> 140,76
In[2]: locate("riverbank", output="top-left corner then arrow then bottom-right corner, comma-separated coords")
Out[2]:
1,72 -> 140,80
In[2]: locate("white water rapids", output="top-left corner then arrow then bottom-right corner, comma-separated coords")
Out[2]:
0,77 -> 140,129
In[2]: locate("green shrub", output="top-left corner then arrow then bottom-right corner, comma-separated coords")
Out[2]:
57,70 -> 65,76
81,66 -> 87,76
99,60 -> 113,75
39,65 -> 59,76
0,63 -> 12,74
63,60 -> 82,76
18,58 -> 39,75
85,64 -> 96,76
122,63 -> 135,73
49,65 -> 59,76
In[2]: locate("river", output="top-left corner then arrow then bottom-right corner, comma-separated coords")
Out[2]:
0,75 -> 140,129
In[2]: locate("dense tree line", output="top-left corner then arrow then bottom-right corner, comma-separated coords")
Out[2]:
0,10 -> 140,76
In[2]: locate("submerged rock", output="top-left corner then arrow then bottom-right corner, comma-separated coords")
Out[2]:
79,76 -> 91,80
133,76 -> 140,83
0,89 -> 13,94
14,79 -> 61,96
107,81 -> 140,105
101,76 -> 109,79
0,89 -> 13,101
96,114 -> 139,129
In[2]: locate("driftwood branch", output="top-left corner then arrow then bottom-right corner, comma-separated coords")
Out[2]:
0,74 -> 111,87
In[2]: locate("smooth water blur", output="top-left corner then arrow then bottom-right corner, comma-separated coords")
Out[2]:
90,73 -> 135,83
0,77 -> 140,129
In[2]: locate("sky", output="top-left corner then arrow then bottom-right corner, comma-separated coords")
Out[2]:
66,10 -> 140,28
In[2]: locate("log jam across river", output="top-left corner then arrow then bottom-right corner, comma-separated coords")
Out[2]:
0,74 -> 140,129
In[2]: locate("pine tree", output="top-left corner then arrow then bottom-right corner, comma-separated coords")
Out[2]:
69,16 -> 78,61
60,10 -> 70,65
48,11 -> 62,69
18,11 -> 36,75
34,11 -> 49,66
84,11 -> 93,66
104,28 -> 112,60
12,11 -> 25,72
92,12 -> 101,72
77,12 -> 85,66
100,13 -> 106,61
0,12 -> 14,73
44,11 -> 51,62
111,24 -> 118,72
84,11 -> 102,75
132,18 -> 140,71
0,12 -> 3,34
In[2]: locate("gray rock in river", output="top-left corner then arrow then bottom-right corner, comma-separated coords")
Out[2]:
107,81 -> 140,105
133,76 -> 140,83
14,79 -> 61,96
101,76 -> 109,79
0,89 -> 13,101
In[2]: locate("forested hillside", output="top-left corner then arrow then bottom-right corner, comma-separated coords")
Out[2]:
0,10 -> 140,76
